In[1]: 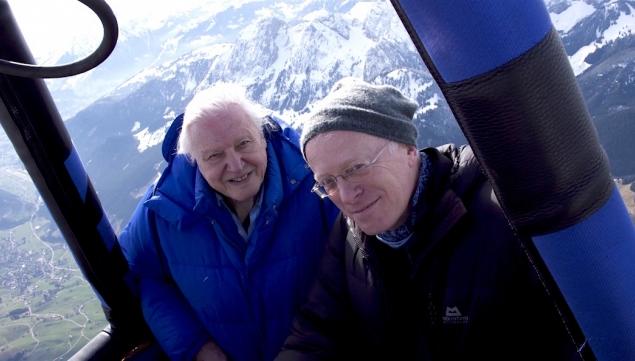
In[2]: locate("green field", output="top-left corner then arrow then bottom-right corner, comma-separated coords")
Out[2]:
0,217 -> 108,361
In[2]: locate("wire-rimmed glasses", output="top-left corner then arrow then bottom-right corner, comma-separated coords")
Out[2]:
311,143 -> 389,198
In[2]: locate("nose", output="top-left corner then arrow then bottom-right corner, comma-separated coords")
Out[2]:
225,151 -> 244,172
336,178 -> 361,204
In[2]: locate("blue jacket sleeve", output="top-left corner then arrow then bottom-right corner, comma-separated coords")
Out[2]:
119,191 -> 210,361
138,277 -> 210,361
275,214 -> 353,361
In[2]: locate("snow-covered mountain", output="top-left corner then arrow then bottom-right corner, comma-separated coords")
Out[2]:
547,0 -> 635,73
65,0 -> 464,227
547,0 -> 635,176
2,0 -> 633,228
35,1 -> 261,118
40,0 -> 361,119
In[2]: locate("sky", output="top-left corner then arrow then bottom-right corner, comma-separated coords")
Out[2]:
9,0 -> 635,76
5,0 -> 229,63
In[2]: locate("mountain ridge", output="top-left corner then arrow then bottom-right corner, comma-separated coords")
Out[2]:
1,0 -> 632,227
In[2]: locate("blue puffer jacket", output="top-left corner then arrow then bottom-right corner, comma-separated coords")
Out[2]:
119,116 -> 338,361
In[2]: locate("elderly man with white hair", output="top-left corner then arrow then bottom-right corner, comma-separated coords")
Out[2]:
119,84 -> 338,361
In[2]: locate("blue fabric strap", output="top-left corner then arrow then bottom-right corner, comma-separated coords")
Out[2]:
393,0 -> 552,83
533,186 -> 635,360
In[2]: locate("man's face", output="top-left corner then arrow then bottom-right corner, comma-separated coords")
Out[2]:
189,106 -> 267,210
306,130 -> 419,235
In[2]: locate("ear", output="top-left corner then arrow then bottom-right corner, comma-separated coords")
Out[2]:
405,145 -> 419,167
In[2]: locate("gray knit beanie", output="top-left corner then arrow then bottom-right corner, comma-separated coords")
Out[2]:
301,77 -> 419,156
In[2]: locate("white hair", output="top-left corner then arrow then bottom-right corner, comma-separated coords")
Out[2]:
177,83 -> 265,161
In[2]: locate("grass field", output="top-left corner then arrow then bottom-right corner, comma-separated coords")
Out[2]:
0,217 -> 107,361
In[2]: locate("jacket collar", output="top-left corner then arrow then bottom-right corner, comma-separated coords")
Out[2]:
359,146 -> 470,275
414,147 -> 466,230
404,146 -> 471,272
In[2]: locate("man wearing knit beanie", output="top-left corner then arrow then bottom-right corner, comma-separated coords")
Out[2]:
276,78 -> 580,360
300,77 -> 419,156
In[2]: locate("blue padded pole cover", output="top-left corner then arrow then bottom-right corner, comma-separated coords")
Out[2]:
393,0 -> 552,83
0,0 -> 146,334
390,0 -> 635,359
534,187 -> 635,360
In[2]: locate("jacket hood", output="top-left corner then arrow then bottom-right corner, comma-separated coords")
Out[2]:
423,144 -> 485,201
396,144 -> 486,266
145,116 -> 311,226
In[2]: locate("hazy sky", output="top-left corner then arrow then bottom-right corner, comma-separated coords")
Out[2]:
6,0 -> 226,62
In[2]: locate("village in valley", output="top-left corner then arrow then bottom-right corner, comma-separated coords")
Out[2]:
0,214 -> 106,361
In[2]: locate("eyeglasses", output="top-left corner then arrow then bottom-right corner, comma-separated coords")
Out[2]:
311,143 -> 389,199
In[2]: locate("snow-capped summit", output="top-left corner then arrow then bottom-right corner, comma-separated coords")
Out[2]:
29,0 -> 635,225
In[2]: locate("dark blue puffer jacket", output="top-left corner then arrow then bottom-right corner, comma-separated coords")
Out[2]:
119,116 -> 338,361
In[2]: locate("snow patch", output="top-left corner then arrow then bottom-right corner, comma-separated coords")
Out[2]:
419,93 -> 440,114
569,3 -> 635,75
571,43 -> 597,75
601,4 -> 635,43
188,35 -> 224,49
550,0 -> 595,33
348,1 -> 375,22
163,108 -> 177,121
303,9 -> 330,22
133,124 -> 170,153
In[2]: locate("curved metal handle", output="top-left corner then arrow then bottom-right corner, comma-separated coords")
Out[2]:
0,0 -> 118,78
